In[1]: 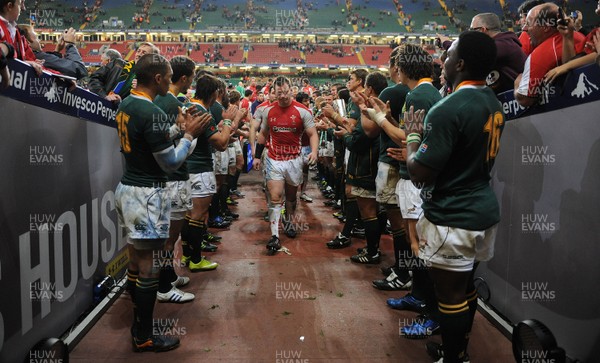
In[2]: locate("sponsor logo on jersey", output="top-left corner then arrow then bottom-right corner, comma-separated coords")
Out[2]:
273,126 -> 297,132
419,143 -> 428,153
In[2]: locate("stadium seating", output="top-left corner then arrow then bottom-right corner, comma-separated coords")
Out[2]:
246,44 -> 301,65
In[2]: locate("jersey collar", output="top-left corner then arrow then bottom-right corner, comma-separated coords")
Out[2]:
454,80 -> 487,91
130,90 -> 154,102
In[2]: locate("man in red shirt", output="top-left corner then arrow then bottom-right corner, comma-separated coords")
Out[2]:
253,76 -> 318,254
514,3 -> 585,107
301,78 -> 315,97
246,77 -> 258,102
0,0 -> 42,74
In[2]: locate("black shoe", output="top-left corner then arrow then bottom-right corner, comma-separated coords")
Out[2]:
426,342 -> 471,362
324,200 -> 337,207
205,232 -> 222,243
132,335 -> 180,352
326,233 -> 351,249
221,214 -> 234,222
350,227 -> 365,239
384,220 -> 392,234
266,235 -> 281,255
208,216 -> 231,228
372,270 -> 412,291
223,209 -> 239,220
283,218 -> 297,238
201,241 -> 218,252
350,250 -> 381,264
230,189 -> 245,198
380,264 -> 398,277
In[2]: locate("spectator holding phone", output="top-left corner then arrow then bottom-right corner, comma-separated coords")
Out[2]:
18,25 -> 87,79
545,2 -> 600,84
514,3 -> 585,107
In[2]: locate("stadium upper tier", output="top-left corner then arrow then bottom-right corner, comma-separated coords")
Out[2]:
42,40 -> 420,67
30,0 -> 529,33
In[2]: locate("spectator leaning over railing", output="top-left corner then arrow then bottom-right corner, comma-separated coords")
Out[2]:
100,48 -> 122,67
0,0 -> 42,75
89,42 -> 159,103
517,0 -> 545,56
514,3 -> 585,107
544,1 -> 600,84
470,12 -> 527,94
18,25 -> 88,79
0,41 -> 14,88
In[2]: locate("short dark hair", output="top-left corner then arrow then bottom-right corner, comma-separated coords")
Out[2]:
395,44 -> 433,81
0,0 -> 17,13
518,0 -> 545,16
389,46 -> 401,68
365,71 -> 388,96
274,76 -> 291,88
134,54 -> 170,86
295,92 -> 310,103
244,89 -> 253,97
456,31 -> 497,80
195,69 -> 215,80
195,74 -> 221,103
350,69 -> 368,87
228,90 -> 241,104
170,56 -> 195,83
338,88 -> 350,103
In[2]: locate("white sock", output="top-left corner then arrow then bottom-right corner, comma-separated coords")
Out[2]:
268,204 -> 282,237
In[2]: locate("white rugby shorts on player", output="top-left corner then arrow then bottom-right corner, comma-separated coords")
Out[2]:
265,155 -> 303,186
115,182 -> 170,243
376,162 -> 400,205
232,139 -> 243,156
189,172 -> 217,198
213,150 -> 229,175
416,217 -> 498,272
166,180 -> 192,220
396,178 -> 423,220
351,185 -> 377,199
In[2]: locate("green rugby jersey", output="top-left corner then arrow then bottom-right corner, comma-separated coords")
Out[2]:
116,90 -> 173,187
210,101 -> 224,124
399,80 -> 442,179
378,83 -> 409,168
346,119 -> 379,190
346,99 -> 361,122
154,92 -> 189,181
185,100 -> 219,174
415,83 -> 504,230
